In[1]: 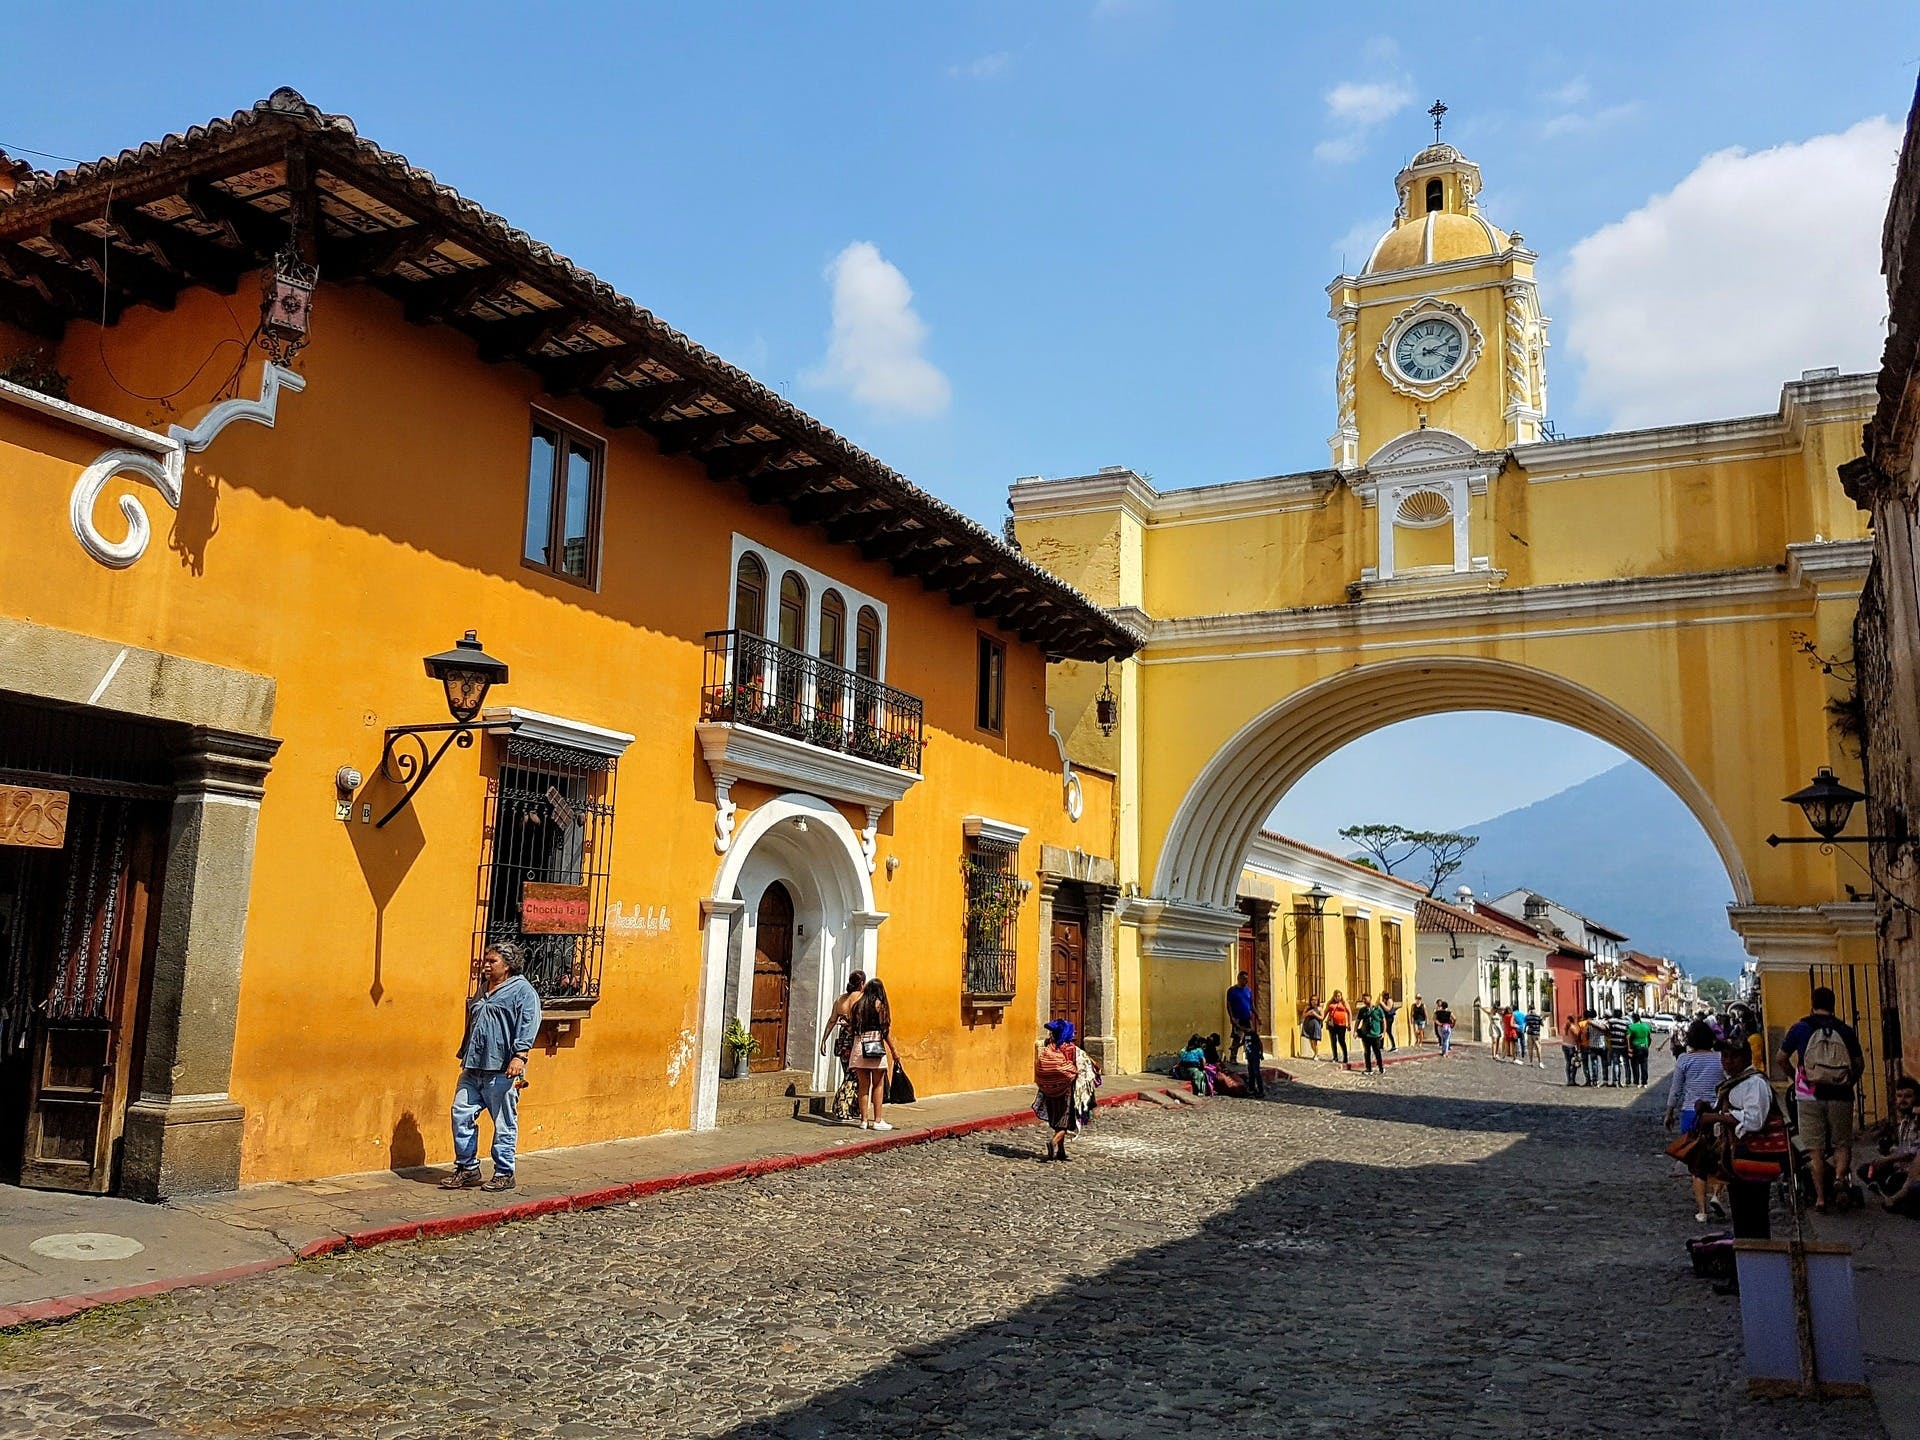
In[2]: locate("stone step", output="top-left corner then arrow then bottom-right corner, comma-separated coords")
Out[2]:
713,1069 -> 813,1126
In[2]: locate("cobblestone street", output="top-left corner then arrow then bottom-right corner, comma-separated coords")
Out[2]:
0,1054 -> 1887,1439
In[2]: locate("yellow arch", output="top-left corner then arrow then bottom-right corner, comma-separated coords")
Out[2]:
1153,655 -> 1753,912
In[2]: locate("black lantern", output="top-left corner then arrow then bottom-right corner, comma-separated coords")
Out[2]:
1095,662 -> 1119,737
425,630 -> 510,724
1783,766 -> 1866,842
374,630 -> 514,828
1304,881 -> 1333,918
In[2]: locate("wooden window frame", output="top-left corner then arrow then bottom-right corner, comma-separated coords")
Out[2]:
734,552 -> 768,636
523,411 -> 605,589
975,632 -> 1006,736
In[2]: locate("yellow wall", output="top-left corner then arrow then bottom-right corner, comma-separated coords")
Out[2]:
2,279 -> 1114,1181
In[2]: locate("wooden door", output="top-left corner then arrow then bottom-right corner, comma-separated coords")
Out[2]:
1049,913 -> 1086,1037
17,796 -> 165,1194
750,883 -> 794,1073
1237,924 -> 1258,1018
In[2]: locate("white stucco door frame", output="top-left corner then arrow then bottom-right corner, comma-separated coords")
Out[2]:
693,792 -> 885,1131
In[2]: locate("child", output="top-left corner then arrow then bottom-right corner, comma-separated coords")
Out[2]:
1243,1025 -> 1266,1098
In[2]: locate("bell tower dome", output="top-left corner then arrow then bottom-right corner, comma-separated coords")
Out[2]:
1326,118 -> 1549,468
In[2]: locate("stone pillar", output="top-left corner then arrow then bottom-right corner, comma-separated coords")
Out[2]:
693,897 -> 744,1131
121,727 -> 280,1200
1083,883 -> 1121,1073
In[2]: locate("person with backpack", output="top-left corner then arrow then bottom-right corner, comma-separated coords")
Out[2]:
1034,1019 -> 1098,1161
1778,986 -> 1866,1213
1355,992 -> 1388,1075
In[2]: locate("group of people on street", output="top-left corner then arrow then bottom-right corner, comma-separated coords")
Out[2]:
820,971 -> 903,1130
1482,1001 -> 1545,1067
1296,988 -> 1401,1069
1560,1009 -> 1653,1087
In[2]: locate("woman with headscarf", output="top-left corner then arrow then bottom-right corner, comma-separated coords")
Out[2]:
1034,1019 -> 1100,1162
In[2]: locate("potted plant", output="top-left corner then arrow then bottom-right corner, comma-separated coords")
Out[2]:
722,1017 -> 758,1078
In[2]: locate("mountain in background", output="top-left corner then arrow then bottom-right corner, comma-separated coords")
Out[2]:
1446,762 -> 1748,981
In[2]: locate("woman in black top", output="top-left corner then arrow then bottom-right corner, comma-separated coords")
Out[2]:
1411,996 -> 1429,1044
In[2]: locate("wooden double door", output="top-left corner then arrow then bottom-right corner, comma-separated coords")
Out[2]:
1049,910 -> 1087,1038
749,883 -> 794,1073
1,792 -> 168,1193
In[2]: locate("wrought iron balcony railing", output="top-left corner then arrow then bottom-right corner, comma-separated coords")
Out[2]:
701,629 -> 925,773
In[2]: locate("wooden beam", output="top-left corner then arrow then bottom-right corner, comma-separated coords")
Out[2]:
318,225 -> 440,280
539,342 -> 646,398
108,203 -> 246,295
0,279 -> 65,339
603,379 -> 703,428
184,177 -> 286,255
860,527 -> 933,564
50,222 -> 177,313
1,244 -> 118,325
653,411 -> 755,456
706,440 -> 798,482
400,267 -> 499,325
786,487 -> 864,525
742,466 -> 822,507
824,507 -> 895,547
475,309 -> 573,363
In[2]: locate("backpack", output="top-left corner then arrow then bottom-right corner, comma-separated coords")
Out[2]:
1036,1044 -> 1078,1098
1802,1022 -> 1853,1088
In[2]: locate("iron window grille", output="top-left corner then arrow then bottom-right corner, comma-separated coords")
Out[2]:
472,736 -> 617,1012
702,629 -> 924,772
962,836 -> 1022,1001
1293,906 -> 1325,1007
1381,920 -> 1404,1002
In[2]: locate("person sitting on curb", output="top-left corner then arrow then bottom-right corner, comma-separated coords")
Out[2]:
1859,1075 -> 1920,1209
443,940 -> 542,1193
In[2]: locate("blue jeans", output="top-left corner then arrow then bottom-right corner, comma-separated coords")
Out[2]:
1436,1024 -> 1453,1055
1605,1051 -> 1626,1085
1582,1049 -> 1602,1085
452,1069 -> 520,1176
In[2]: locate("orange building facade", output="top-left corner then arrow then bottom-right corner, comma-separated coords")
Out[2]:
0,93 -> 1135,1197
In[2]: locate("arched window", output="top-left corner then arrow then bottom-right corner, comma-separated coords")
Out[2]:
734,553 -> 767,636
818,590 -> 847,668
1425,178 -> 1444,213
854,607 -> 881,679
778,572 -> 807,651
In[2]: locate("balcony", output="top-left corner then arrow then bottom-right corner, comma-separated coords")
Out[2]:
697,630 -> 924,861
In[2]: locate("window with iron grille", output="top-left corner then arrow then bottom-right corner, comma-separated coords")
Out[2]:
473,736 -> 617,1011
1344,915 -> 1372,996
962,836 -> 1022,1000
1293,906 -> 1325,1008
1380,919 -> 1404,1002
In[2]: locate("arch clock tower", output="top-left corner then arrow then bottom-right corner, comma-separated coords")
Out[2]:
1326,129 -> 1549,583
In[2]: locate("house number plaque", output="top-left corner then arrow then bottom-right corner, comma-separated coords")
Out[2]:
0,783 -> 69,849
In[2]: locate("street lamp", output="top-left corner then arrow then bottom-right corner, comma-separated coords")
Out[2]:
1766,766 -> 1902,849
376,630 -> 514,828
1304,882 -> 1332,918
1095,662 -> 1119,738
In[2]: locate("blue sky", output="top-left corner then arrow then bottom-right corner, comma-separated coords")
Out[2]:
5,1 -> 1913,840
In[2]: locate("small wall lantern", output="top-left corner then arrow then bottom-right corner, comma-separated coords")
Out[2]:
376,630 -> 513,828
1304,882 -> 1332,918
261,244 -> 319,366
1095,662 -> 1119,738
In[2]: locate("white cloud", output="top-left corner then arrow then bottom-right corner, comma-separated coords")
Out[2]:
1560,118 -> 1897,431
804,241 -> 952,420
1542,77 -> 1592,109
1316,77 -> 1412,165
1331,214 -> 1391,269
949,51 -> 1012,81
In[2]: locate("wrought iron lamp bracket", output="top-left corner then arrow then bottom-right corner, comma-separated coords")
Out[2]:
376,719 -> 515,828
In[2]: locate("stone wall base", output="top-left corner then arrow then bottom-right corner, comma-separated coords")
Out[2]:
121,1097 -> 247,1201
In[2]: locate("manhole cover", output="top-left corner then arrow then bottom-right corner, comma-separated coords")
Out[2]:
28,1232 -> 145,1262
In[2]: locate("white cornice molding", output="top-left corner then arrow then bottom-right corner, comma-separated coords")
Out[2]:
1241,833 -> 1425,913
1008,469 -> 1159,525
1140,563 -> 1810,650
1786,538 -> 1874,588
1,376 -> 175,452
1121,897 -> 1245,962
485,706 -> 635,759
1348,567 -> 1507,603
963,815 -> 1031,846
1326,247 -> 1537,295
697,722 -> 920,860
1515,374 -> 1874,485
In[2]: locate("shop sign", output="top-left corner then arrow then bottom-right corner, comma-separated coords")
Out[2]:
521,881 -> 593,934
0,784 -> 68,850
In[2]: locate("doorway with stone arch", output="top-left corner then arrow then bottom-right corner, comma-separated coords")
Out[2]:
695,793 -> 885,1130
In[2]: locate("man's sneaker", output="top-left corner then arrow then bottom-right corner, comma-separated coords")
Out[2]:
479,1174 -> 516,1192
438,1169 -> 483,1190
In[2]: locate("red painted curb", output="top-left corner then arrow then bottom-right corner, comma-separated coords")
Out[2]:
0,1091 -> 1144,1332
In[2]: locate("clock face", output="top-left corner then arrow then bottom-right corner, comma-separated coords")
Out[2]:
1394,318 -> 1466,383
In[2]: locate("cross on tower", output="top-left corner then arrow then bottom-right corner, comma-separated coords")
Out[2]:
1428,100 -> 1447,143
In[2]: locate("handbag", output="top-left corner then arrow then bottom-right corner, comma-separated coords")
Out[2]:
887,1060 -> 916,1106
1665,1131 -> 1707,1164
859,1031 -> 886,1060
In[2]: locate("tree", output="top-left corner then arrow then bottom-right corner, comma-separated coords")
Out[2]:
1337,823 -> 1479,896
1696,976 -> 1734,1006
1337,823 -> 1422,876
1407,829 -> 1478,896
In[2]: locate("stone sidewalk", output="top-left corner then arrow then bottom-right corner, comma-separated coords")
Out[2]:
1805,1197 -> 1920,1437
0,1078 -> 1149,1326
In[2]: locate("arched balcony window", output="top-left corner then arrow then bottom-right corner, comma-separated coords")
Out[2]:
734,552 -> 767,636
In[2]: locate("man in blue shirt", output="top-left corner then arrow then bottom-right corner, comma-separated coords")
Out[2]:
1226,971 -> 1256,1064
443,940 -> 543,1192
